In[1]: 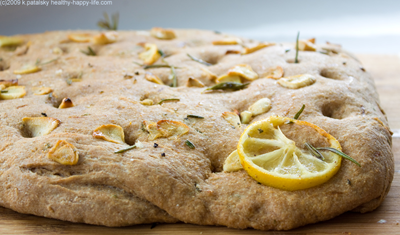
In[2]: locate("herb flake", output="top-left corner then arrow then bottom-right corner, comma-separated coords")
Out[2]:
187,54 -> 212,66
185,140 -> 195,149
114,145 -> 136,153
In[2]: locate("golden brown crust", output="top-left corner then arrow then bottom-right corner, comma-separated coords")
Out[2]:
0,29 -> 393,230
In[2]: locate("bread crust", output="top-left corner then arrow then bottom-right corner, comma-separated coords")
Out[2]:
0,30 -> 393,230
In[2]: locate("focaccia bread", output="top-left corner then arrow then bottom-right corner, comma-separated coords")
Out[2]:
0,29 -> 394,230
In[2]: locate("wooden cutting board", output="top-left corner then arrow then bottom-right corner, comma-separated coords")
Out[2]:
1,54 -> 399,235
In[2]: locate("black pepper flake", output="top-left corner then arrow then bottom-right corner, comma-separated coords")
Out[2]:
135,71 -> 140,75
153,143 -> 158,148
360,67 -> 366,72
161,153 -> 165,157
258,128 -> 263,133
347,179 -> 351,185
343,61 -> 347,65
150,223 -> 157,229
41,112 -> 47,117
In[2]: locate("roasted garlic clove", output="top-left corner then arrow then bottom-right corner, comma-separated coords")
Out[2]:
68,33 -> 93,43
228,64 -> 258,81
93,124 -> 125,144
58,98 -> 74,109
157,120 -> 190,138
240,111 -> 253,124
216,74 -> 241,84
140,99 -> 154,106
139,43 -> 161,65
145,121 -> 163,140
0,36 -> 24,47
242,43 -> 274,54
201,67 -> 218,81
0,79 -> 18,87
145,72 -> 164,85
92,31 -> 118,44
186,77 -> 205,87
48,140 -> 79,165
150,27 -> 176,40
15,41 -> 32,56
0,86 -> 26,100
212,38 -> 241,45
222,112 -> 241,129
277,74 -> 316,89
13,65 -> 41,75
248,98 -> 272,116
265,66 -> 284,79
298,39 -> 317,51
223,150 -> 243,172
22,117 -> 60,137
33,87 -> 53,95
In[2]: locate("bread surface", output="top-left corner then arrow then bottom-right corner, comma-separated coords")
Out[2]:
0,29 -> 394,230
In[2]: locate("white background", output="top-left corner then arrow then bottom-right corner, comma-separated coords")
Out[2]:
0,0 -> 399,54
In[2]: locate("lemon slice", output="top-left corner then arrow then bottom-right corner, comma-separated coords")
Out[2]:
237,116 -> 342,191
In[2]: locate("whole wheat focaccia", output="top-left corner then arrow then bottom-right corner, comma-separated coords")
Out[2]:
0,29 -> 394,230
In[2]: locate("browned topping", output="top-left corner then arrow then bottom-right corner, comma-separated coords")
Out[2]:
150,27 -> 176,40
58,98 -> 74,109
93,124 -> 125,144
47,140 -> 79,165
22,117 -> 60,137
264,66 -> 284,80
186,77 -> 205,87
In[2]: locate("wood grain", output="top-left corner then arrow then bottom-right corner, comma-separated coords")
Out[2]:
1,54 -> 399,235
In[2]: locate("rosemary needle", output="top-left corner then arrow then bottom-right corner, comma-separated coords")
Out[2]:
295,31 -> 300,63
305,142 -> 324,160
293,104 -> 305,120
158,98 -> 180,105
187,54 -> 212,66
316,147 -> 361,167
114,145 -> 136,153
187,115 -> 204,119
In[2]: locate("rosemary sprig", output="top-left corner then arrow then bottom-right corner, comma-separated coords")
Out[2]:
316,147 -> 361,167
1,90 -> 8,93
158,98 -> 180,105
293,104 -> 305,120
97,12 -> 119,30
205,82 -> 250,92
187,115 -> 204,119
185,140 -> 195,149
170,65 -> 177,87
295,31 -> 300,63
81,46 -> 96,56
187,54 -> 212,66
114,145 -> 136,153
305,142 -> 324,160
